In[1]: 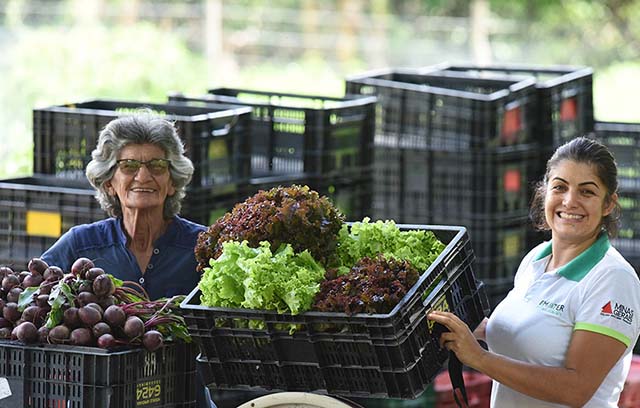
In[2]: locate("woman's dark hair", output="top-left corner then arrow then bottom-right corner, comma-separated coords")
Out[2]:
530,136 -> 621,238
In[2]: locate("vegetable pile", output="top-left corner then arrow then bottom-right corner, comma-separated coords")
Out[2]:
313,255 -> 420,315
195,185 -> 447,317
0,258 -> 190,350
194,184 -> 344,271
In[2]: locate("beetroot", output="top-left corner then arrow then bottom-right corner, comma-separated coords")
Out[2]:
15,321 -> 38,343
3,302 -> 20,322
43,266 -> 64,281
98,296 -> 116,310
22,273 -> 43,288
123,316 -> 144,339
21,305 -> 44,326
104,305 -> 126,327
70,327 -> 94,346
76,291 -> 98,307
27,258 -> 49,276
63,307 -> 81,328
36,294 -> 50,308
78,306 -> 102,327
85,267 -> 105,281
142,330 -> 164,352
71,258 -> 94,279
92,274 -> 115,297
0,317 -> 11,328
97,333 -> 116,349
1,274 -> 19,291
0,327 -> 12,339
0,266 -> 13,279
86,302 -> 104,315
48,325 -> 71,344
92,322 -> 112,338
6,287 -> 22,303
37,326 -> 50,343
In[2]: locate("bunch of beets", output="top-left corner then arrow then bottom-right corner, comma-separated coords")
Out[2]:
0,257 -> 187,352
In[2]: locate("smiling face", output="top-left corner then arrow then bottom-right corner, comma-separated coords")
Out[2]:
544,159 -> 616,246
106,143 -> 175,218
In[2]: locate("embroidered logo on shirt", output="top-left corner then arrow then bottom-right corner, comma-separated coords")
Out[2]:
537,299 -> 565,316
600,301 -> 634,325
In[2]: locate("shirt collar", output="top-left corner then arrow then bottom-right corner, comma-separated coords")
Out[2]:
533,232 -> 610,282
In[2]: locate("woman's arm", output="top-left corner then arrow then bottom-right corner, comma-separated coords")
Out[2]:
428,311 -> 626,408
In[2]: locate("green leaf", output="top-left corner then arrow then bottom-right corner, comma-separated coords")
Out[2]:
17,287 -> 39,312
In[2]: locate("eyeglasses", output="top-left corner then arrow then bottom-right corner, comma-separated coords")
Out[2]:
115,159 -> 171,176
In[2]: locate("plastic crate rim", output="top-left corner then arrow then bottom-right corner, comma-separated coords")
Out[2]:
36,99 -> 252,122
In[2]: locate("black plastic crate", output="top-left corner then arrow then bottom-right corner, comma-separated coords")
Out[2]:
401,144 -> 539,224
181,184 -> 242,227
372,145 -> 402,222
345,69 -> 537,150
168,90 -> 377,178
594,121 -> 640,192
181,225 -> 490,399
429,64 -> 594,150
0,342 -> 197,408
0,175 -> 107,270
464,216 -> 531,282
33,100 -> 253,187
611,189 -> 640,264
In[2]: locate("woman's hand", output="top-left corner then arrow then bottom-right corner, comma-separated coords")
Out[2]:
427,311 -> 487,368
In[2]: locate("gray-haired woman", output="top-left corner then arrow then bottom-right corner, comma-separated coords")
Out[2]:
41,112 -> 206,300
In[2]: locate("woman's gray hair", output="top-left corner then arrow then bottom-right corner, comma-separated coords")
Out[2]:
85,111 -> 194,219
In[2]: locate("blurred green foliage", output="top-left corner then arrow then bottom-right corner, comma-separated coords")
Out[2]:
1,0 -> 640,179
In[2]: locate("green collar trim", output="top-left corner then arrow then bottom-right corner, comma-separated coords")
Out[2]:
533,233 -> 610,282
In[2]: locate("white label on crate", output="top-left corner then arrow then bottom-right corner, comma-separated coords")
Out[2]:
0,378 -> 11,400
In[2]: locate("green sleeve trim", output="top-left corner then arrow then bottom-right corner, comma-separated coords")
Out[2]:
574,322 -> 631,347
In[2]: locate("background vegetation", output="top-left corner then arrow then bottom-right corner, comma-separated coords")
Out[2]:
1,0 -> 639,178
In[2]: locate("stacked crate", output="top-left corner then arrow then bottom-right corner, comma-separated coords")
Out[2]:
347,65 -> 595,310
346,69 -> 539,310
594,122 -> 640,271
168,89 -> 378,221
0,100 -> 253,270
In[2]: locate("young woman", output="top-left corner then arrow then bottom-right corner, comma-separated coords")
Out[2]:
429,137 -> 640,407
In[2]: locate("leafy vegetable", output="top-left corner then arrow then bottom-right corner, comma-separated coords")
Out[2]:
313,255 -> 420,315
335,218 -> 446,275
194,184 -> 345,272
199,240 -> 326,315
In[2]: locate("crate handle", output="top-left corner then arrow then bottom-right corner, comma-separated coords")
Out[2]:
422,276 -> 449,308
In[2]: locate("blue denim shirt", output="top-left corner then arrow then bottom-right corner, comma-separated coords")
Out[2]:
41,216 -> 206,300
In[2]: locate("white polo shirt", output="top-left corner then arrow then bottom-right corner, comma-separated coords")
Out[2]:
486,233 -> 640,407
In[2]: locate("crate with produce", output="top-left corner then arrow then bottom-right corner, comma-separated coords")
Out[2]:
345,69 -> 537,150
33,99 -> 252,188
167,90 -> 377,178
182,184 -> 490,399
0,258 -> 196,407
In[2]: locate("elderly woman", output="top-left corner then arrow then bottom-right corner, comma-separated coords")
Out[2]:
41,112 -> 205,301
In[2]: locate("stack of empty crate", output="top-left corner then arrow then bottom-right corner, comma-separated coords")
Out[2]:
0,100 -> 254,270
168,89 -> 377,221
346,64 -> 594,309
594,122 -> 640,272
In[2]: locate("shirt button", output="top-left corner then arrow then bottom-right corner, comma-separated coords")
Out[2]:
147,263 -> 154,270
139,277 -> 145,284
153,248 -> 160,255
